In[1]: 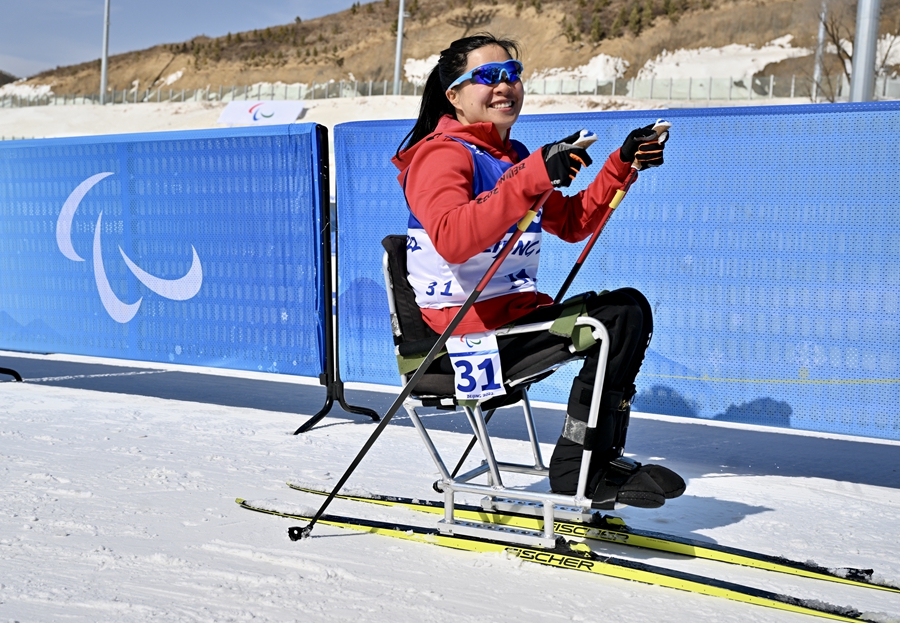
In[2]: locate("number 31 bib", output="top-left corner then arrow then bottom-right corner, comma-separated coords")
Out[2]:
445,331 -> 506,403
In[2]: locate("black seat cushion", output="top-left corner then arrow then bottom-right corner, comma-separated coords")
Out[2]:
382,235 -> 441,350
381,234 -> 569,404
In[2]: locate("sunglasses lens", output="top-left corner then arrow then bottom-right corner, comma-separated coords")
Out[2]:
471,62 -> 521,85
471,68 -> 499,85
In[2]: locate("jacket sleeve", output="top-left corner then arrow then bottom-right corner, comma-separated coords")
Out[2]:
403,137 -> 554,264
540,149 -> 636,243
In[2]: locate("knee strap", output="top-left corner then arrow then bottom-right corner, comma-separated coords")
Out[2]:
548,293 -> 598,352
560,383 -> 623,448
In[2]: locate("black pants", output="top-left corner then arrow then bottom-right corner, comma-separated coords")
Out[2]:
497,287 -> 651,393
431,288 -> 652,493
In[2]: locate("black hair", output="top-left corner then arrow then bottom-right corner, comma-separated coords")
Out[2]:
395,32 -> 521,158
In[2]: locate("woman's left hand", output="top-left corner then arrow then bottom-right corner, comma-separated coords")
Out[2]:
620,124 -> 667,169
541,131 -> 594,188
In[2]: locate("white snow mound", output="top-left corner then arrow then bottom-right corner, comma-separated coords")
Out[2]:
162,69 -> 185,86
242,498 -> 319,518
637,35 -> 811,81
0,81 -> 54,98
530,54 -> 629,81
405,54 -> 440,86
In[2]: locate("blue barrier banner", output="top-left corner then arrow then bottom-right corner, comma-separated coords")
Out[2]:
0,124 -> 327,377
335,102 -> 900,441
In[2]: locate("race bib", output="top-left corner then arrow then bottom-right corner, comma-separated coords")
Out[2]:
445,331 -> 507,403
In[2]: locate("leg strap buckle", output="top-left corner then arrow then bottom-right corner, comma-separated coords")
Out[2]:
590,456 -> 642,510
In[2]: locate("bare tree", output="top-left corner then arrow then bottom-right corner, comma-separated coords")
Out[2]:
447,9 -> 499,36
814,0 -> 899,101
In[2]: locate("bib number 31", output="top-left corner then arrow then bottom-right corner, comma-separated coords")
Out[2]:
446,331 -> 507,403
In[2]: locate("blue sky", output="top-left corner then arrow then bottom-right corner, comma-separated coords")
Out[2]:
0,0 -> 364,78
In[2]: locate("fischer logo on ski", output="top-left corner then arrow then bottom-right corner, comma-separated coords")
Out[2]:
508,547 -> 597,570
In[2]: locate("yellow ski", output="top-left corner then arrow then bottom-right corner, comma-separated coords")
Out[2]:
236,498 -> 877,623
285,482 -> 898,594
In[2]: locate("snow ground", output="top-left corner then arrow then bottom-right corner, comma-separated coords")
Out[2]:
1,367 -> 899,623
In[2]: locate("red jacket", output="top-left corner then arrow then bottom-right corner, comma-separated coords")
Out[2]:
391,115 -> 635,334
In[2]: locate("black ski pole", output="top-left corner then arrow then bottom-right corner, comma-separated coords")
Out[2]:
553,171 -> 635,303
553,119 -> 670,304
289,188 -> 554,541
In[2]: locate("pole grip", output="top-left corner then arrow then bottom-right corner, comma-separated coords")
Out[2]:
608,188 -> 627,210
517,209 -> 538,232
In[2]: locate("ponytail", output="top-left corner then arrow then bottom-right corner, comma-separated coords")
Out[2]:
396,32 -> 520,159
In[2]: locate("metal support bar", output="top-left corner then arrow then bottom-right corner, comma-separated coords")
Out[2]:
520,391 -> 545,469
407,403 -> 453,482
464,406 -> 504,487
99,0 -> 110,105
392,0 -> 406,95
850,0 -> 882,101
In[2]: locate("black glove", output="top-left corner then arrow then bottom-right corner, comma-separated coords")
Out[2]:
620,124 -> 667,169
541,131 -> 594,188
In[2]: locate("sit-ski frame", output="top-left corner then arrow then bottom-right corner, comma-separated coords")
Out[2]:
385,255 -> 612,548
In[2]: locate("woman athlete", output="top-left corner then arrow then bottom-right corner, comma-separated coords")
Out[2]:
392,33 -> 684,510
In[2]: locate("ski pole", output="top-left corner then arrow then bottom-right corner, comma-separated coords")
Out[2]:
290,188 -> 554,541
554,119 -> 671,304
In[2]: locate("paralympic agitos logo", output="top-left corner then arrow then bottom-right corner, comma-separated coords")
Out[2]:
56,172 -> 203,323
248,102 -> 275,121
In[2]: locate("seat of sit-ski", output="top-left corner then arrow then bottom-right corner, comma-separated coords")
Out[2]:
381,234 -> 580,404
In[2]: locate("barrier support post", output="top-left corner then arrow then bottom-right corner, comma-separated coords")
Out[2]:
294,125 -> 381,434
0,367 -> 22,382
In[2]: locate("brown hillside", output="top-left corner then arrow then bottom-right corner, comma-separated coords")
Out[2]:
0,70 -> 18,87
21,0 -> 900,95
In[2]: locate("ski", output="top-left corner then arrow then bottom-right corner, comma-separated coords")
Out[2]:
236,497 -> 877,623
285,481 -> 898,594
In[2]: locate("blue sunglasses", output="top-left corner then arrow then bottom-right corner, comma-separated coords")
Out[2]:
448,60 -> 524,89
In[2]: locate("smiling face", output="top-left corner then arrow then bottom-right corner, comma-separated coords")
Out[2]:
445,44 -> 525,141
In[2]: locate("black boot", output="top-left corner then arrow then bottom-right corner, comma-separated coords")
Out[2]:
549,381 -> 679,508
589,456 -> 665,510
638,464 -> 686,499
587,388 -> 665,510
548,379 -> 620,496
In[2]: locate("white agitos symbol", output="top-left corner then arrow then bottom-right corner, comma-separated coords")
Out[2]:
56,172 -> 203,323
